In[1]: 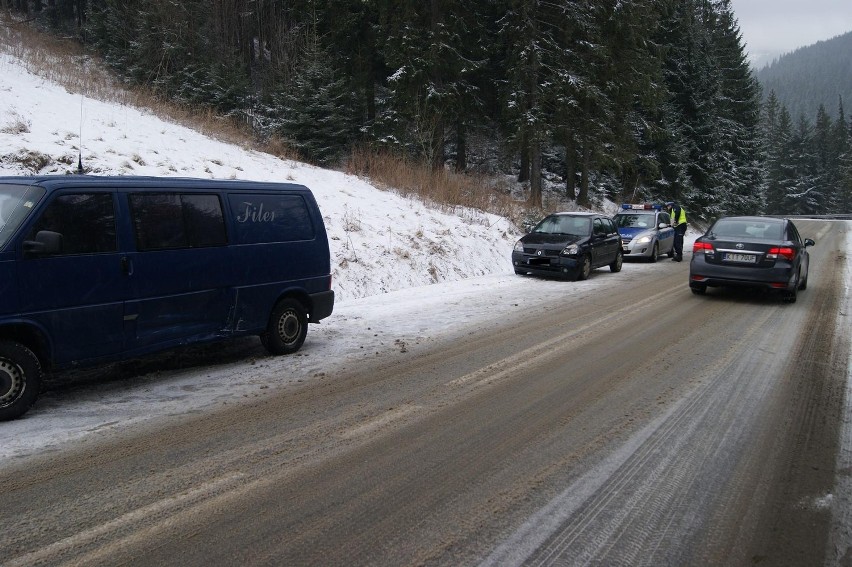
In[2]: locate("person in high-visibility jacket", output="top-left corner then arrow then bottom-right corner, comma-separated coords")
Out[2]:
665,201 -> 687,262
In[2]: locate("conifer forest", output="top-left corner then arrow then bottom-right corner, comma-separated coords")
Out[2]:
5,0 -> 852,219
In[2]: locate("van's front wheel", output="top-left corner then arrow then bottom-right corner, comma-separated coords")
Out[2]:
263,299 -> 308,355
0,341 -> 42,421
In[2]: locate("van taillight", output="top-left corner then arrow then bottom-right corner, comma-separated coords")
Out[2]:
767,247 -> 795,261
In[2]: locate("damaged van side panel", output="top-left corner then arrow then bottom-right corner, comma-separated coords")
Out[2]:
0,175 -> 334,421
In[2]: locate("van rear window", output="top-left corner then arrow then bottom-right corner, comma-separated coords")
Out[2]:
228,194 -> 315,244
130,193 -> 227,250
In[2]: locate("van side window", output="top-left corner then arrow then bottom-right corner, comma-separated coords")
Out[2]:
130,193 -> 227,250
28,193 -> 117,255
184,195 -> 228,247
228,194 -> 315,244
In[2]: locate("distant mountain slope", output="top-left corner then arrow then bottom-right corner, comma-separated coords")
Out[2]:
755,31 -> 852,122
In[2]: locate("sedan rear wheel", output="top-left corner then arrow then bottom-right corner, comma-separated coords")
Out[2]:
782,270 -> 799,303
691,285 -> 707,296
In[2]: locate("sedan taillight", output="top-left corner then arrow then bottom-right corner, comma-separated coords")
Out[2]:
693,241 -> 713,253
767,246 -> 796,261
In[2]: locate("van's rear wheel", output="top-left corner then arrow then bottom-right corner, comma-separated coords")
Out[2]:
263,299 -> 308,355
0,341 -> 42,421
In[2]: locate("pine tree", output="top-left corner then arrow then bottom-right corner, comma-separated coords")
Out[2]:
375,1 -> 487,171
270,36 -> 357,166
544,1 -> 592,203
592,0 -> 667,203
316,0 -> 382,125
785,116 -> 820,214
657,0 -> 706,210
500,0 -> 558,206
761,91 -> 788,214
439,2 -> 491,172
812,104 -> 834,212
710,0 -> 762,215
835,98 -> 852,212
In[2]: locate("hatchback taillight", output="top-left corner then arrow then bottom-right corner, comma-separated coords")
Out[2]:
767,246 -> 796,261
693,241 -> 713,252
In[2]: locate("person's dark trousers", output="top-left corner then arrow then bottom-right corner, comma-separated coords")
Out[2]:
672,225 -> 686,261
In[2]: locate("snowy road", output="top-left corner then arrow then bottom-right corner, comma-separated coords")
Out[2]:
1,220 -> 850,566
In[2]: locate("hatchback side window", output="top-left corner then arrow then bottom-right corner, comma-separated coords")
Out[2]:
593,218 -> 605,235
603,218 -> 616,234
660,212 -> 671,226
27,193 -> 117,255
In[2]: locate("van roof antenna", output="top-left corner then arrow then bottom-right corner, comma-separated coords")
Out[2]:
77,95 -> 84,174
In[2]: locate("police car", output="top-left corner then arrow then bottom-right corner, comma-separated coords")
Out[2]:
613,204 -> 675,262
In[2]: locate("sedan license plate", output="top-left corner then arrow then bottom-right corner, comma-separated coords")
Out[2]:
724,252 -> 757,263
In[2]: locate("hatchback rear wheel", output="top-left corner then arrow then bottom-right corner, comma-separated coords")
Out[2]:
610,251 -> 623,272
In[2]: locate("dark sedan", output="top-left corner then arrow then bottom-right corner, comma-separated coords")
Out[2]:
512,212 -> 623,281
689,216 -> 815,303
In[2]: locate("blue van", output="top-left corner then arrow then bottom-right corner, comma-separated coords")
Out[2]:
0,176 -> 334,420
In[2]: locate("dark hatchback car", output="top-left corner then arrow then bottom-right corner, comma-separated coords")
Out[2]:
689,216 -> 815,303
512,212 -> 623,280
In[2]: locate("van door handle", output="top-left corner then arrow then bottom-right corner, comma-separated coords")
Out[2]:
121,256 -> 133,275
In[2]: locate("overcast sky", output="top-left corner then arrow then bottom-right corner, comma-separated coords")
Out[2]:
730,0 -> 852,68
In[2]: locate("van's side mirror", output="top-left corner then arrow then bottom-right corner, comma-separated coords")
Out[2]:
23,230 -> 63,256
659,222 -> 668,229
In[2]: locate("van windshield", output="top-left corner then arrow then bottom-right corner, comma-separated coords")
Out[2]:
0,183 -> 46,249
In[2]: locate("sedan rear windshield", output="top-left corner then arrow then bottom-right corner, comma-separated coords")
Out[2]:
712,219 -> 783,240
0,183 -> 46,249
